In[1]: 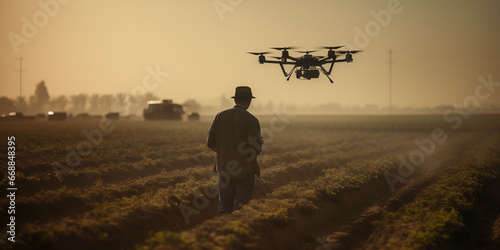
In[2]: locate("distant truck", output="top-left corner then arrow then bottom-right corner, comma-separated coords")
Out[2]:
47,111 -> 67,121
187,112 -> 200,121
143,100 -> 184,120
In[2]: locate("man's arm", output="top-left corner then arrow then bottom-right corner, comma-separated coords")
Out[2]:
248,119 -> 263,155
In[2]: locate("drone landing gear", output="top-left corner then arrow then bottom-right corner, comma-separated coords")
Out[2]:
280,64 -> 297,82
320,65 -> 334,84
324,74 -> 334,84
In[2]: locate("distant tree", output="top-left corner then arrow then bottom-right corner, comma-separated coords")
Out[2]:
183,99 -> 201,113
35,80 -> 50,105
14,96 -> 28,113
130,92 -> 159,115
114,93 -> 128,108
0,97 -> 16,115
99,94 -> 113,113
28,81 -> 50,113
144,92 -> 160,102
69,94 -> 88,114
48,95 -> 69,111
130,93 -> 141,105
111,92 -> 129,114
143,92 -> 159,102
28,96 -> 36,113
88,94 -> 100,114
130,92 -> 156,104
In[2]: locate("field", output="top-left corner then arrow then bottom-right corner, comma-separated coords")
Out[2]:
1,114 -> 499,249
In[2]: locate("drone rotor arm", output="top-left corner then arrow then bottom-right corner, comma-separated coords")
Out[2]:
262,60 -> 296,65
319,57 -> 334,63
333,58 -> 348,63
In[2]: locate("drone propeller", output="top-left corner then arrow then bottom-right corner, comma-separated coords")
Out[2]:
319,45 -> 344,50
271,56 -> 283,60
297,50 -> 318,54
247,52 -> 271,56
338,50 -> 363,54
270,46 -> 298,51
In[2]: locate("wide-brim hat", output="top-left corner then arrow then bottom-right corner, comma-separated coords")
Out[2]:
231,86 -> 256,99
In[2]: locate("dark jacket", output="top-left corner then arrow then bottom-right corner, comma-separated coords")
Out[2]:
207,104 -> 263,179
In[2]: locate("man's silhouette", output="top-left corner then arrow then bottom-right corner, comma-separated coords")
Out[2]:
207,86 -> 263,215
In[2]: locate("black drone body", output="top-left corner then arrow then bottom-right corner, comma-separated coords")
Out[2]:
248,46 -> 361,83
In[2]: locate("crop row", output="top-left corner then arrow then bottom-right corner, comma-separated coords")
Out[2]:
364,133 -> 500,249
139,153 -> 401,249
11,130 -> 415,249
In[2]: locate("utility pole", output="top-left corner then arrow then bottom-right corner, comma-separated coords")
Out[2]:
17,57 -> 24,99
389,49 -> 392,115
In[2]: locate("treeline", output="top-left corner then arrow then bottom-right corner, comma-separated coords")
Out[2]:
0,81 -> 182,116
3,81 -> 499,116
2,81 -> 211,117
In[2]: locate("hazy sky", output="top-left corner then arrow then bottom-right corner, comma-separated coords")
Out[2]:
1,0 -> 500,108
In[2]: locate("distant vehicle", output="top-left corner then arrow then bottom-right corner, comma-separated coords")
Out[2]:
248,46 -> 362,83
47,111 -> 67,121
0,112 -> 35,121
105,112 -> 120,120
187,112 -> 200,121
143,100 -> 184,120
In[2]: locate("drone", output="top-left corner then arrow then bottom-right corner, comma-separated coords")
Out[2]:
248,46 -> 361,83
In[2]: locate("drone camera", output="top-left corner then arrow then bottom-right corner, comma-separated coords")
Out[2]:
305,69 -> 320,79
296,69 -> 320,80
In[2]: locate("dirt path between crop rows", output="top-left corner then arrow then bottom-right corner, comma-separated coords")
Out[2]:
303,132 -> 488,250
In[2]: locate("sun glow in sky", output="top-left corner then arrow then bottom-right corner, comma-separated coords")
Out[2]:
1,0 -> 500,109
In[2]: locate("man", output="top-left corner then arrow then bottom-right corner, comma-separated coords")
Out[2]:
207,86 -> 263,215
